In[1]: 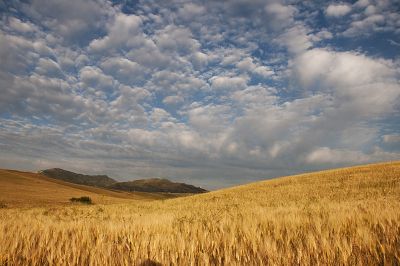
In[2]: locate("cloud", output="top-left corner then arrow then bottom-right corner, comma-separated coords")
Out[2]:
383,135 -> 400,144
155,25 -> 200,55
79,66 -> 116,91
325,4 -> 352,17
100,57 -> 147,85
292,48 -> 400,118
89,13 -> 143,52
264,2 -> 296,30
19,0 -> 113,44
306,147 -> 368,164
340,1 -> 400,37
35,58 -> 64,78
178,3 -> 206,21
236,57 -> 274,78
163,95 -> 184,106
278,25 -> 313,54
8,17 -> 37,33
210,76 -> 248,91
0,0 -> 399,189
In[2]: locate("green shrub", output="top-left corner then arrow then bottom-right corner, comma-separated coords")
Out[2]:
69,196 -> 92,204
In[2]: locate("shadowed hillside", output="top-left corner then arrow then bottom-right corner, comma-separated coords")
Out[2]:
40,168 -> 207,194
108,178 -> 207,193
39,168 -> 116,187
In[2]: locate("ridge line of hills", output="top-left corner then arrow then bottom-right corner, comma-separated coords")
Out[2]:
38,168 -> 207,194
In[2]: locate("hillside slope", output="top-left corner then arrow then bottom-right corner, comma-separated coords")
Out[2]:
39,168 -> 116,187
108,178 -> 208,193
0,169 -> 176,207
40,168 -> 207,193
1,161 -> 399,265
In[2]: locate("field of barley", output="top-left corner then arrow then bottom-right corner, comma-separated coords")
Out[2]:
1,161 -> 400,265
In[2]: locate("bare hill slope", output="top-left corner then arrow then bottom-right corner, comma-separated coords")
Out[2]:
0,169 -> 175,207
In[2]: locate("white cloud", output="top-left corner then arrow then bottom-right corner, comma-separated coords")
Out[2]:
231,85 -> 276,107
306,147 -> 368,164
1,0 -> 399,189
210,76 -> 248,91
21,0 -> 113,43
264,3 -> 296,30
79,66 -> 116,90
278,25 -> 313,54
35,58 -> 63,78
383,135 -> 400,144
163,95 -> 184,106
292,48 -> 400,116
236,57 -> 274,77
8,17 -> 37,33
178,3 -> 206,21
155,25 -> 200,55
89,13 -> 143,52
354,0 -> 370,8
325,4 -> 352,17
100,57 -> 147,85
187,104 -> 232,133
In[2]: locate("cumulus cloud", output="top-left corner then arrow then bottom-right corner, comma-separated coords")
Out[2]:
325,3 -> 352,17
292,48 -> 400,117
278,25 -> 313,54
210,76 -> 248,91
100,57 -> 147,85
236,57 -> 274,78
35,58 -> 63,78
264,2 -> 296,30
155,25 -> 200,55
79,66 -> 116,91
383,135 -> 400,145
163,95 -> 184,106
306,147 -> 368,164
89,13 -> 143,52
0,0 -> 399,189
8,17 -> 37,33
19,0 -> 113,44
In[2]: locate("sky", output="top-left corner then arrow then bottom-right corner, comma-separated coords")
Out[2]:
0,0 -> 399,189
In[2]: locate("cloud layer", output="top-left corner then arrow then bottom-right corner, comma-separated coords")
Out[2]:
0,0 -> 399,189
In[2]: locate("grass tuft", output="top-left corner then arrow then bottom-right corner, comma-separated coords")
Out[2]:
69,196 -> 92,204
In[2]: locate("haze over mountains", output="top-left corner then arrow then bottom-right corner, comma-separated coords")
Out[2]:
39,168 -> 207,194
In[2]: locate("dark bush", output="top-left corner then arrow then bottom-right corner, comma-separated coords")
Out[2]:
69,196 -> 92,204
0,202 -> 7,208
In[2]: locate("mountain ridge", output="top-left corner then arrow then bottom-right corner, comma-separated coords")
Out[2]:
39,168 -> 207,194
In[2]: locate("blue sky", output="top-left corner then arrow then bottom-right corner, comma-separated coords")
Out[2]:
0,0 -> 399,189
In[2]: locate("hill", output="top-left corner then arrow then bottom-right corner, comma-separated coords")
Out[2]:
39,168 -> 116,187
0,169 -> 177,207
1,161 -> 399,265
40,168 -> 207,193
108,178 -> 207,193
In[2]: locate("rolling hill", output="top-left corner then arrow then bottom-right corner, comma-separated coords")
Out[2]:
38,168 -> 116,187
0,169 -> 178,207
1,161 -> 399,265
108,178 -> 207,193
39,168 -> 207,193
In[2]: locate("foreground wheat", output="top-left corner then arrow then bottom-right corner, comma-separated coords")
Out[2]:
1,161 -> 399,265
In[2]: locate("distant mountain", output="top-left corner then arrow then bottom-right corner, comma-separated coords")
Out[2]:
39,168 -> 207,193
108,178 -> 208,193
39,168 -> 116,188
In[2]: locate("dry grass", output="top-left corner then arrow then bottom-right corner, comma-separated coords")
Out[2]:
0,169 -> 178,207
1,161 -> 400,265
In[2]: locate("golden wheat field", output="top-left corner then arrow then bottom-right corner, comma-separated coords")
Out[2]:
1,161 -> 400,265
